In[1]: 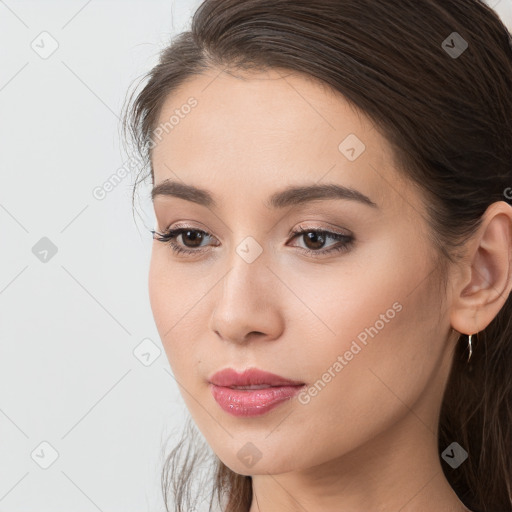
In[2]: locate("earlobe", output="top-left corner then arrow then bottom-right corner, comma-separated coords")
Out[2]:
450,201 -> 512,336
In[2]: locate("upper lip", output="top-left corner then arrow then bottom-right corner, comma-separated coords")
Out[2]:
209,368 -> 305,387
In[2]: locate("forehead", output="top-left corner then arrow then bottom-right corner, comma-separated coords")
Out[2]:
153,67 -> 375,156
150,67 -> 417,215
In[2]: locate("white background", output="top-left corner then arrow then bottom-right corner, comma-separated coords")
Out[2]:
0,1 -> 510,511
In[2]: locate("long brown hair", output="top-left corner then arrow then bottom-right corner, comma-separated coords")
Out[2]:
122,1 -> 512,511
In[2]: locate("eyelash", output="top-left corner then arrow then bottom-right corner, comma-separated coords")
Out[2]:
151,223 -> 354,258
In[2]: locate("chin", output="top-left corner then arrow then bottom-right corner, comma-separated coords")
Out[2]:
211,437 -> 305,476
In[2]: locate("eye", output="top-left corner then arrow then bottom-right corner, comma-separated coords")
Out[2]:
151,223 -> 354,258
287,224 -> 354,257
151,226 -> 217,256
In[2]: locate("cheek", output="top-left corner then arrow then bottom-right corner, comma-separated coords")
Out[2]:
148,249 -> 208,381
285,249 -> 422,364
286,247 -> 441,427
148,250 -> 185,367
148,246 -> 192,330
148,249 -> 168,332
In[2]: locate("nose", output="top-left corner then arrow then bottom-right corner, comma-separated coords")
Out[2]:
209,250 -> 284,345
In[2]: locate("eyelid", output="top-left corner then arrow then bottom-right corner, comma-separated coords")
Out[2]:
160,220 -> 211,233
287,222 -> 352,239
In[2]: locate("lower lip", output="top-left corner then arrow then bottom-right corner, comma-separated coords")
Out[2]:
209,383 -> 305,417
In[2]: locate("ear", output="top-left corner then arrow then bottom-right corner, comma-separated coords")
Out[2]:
450,201 -> 512,335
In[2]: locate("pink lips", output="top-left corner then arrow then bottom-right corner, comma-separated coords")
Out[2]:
209,368 -> 305,417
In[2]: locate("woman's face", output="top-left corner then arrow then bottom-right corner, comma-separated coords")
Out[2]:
149,67 -> 457,476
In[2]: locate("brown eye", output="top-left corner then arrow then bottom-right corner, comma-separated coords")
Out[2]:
289,227 -> 354,257
179,229 -> 206,248
301,231 -> 327,251
151,227 -> 216,256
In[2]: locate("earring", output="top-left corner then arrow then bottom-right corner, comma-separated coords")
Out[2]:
467,334 -> 473,363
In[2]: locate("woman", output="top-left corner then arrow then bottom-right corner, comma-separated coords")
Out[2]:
122,1 -> 512,511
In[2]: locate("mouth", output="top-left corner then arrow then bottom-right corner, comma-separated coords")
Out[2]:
208,367 -> 306,417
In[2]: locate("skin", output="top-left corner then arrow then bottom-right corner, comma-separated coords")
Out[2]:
148,67 -> 512,512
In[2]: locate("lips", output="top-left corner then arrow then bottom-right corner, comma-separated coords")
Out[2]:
209,367 -> 305,388
208,368 -> 306,417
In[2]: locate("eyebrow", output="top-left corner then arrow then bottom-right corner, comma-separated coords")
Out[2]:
151,179 -> 378,210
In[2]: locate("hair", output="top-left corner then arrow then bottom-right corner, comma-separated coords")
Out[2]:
122,1 -> 512,511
